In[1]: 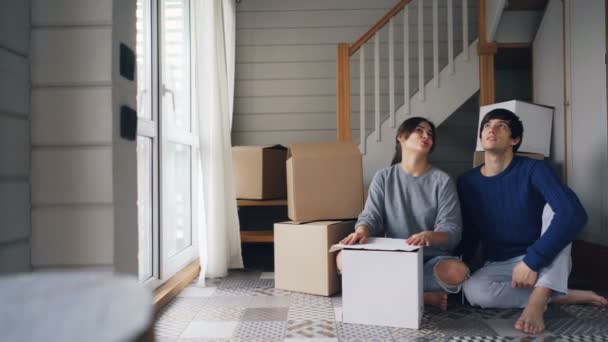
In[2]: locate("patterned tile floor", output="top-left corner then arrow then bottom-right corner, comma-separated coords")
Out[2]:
155,270 -> 608,342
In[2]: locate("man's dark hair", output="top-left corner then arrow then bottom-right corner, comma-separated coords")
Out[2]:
479,108 -> 524,152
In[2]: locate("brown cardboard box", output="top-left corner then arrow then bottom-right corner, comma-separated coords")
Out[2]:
286,142 -> 364,221
473,151 -> 544,167
274,220 -> 354,296
232,145 -> 287,199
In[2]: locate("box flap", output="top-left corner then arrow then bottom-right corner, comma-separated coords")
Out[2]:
265,144 -> 288,151
278,220 -> 343,226
232,145 -> 286,151
287,142 -> 360,160
329,237 -> 420,253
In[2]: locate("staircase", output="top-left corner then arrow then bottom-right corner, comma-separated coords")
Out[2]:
336,0 -> 481,186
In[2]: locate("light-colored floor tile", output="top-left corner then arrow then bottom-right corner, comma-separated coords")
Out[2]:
234,321 -> 287,340
179,321 -> 238,339
482,318 -> 554,338
288,305 -> 335,320
336,322 -> 391,340
284,338 -> 339,342
179,286 -> 217,298
242,307 -> 289,321
193,307 -> 245,321
333,307 -> 342,322
286,319 -> 337,339
205,296 -> 252,308
260,272 -> 274,279
290,293 -> 333,308
248,295 -> 291,308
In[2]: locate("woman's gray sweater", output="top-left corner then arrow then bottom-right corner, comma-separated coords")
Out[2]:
355,164 -> 462,257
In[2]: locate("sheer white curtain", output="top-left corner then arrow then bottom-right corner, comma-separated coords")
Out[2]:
193,0 -> 243,282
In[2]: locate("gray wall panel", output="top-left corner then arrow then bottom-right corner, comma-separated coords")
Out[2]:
0,115 -> 29,177
0,182 -> 30,244
0,0 -> 30,55
233,0 -> 477,146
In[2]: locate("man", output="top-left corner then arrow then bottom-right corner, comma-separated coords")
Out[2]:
457,108 -> 607,335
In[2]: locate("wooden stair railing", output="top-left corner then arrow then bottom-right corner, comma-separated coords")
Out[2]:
337,0 -> 412,142
336,0 -> 494,143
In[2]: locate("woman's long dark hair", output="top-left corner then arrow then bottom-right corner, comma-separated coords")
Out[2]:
390,117 -> 437,166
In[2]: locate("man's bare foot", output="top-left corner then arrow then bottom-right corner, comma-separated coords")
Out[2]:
424,292 -> 448,311
515,287 -> 550,335
551,289 -> 608,306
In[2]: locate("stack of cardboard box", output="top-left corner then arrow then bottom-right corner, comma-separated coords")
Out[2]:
274,142 -> 364,296
275,142 -> 426,329
233,142 -> 428,329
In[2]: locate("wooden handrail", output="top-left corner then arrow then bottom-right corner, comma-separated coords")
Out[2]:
337,43 -> 351,141
477,0 -> 497,106
349,0 -> 412,56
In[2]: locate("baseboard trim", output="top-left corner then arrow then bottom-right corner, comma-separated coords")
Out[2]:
153,259 -> 201,313
570,240 -> 608,291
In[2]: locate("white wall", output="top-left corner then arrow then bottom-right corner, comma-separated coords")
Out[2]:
233,0 -> 477,146
533,0 -> 564,167
0,0 -> 31,274
112,0 -> 138,276
534,0 -> 608,246
495,11 -> 543,44
567,0 -> 608,245
30,0 -> 138,271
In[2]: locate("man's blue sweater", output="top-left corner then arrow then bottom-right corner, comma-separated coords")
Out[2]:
457,156 -> 587,272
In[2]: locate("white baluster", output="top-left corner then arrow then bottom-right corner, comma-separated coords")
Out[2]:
403,6 -> 410,115
448,0 -> 454,74
389,18 -> 395,128
360,46 -> 366,154
463,0 -> 469,61
433,0 -> 439,87
418,0 -> 424,101
374,34 -> 381,142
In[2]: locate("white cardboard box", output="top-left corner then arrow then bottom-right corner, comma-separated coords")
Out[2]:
475,100 -> 554,156
330,238 -> 423,329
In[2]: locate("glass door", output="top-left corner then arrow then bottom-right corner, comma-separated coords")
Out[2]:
136,0 -> 198,283
136,0 -> 159,285
159,0 -> 199,277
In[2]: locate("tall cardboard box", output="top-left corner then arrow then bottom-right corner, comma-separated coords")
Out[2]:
475,100 -> 554,156
232,145 -> 287,199
274,220 -> 354,296
286,142 -> 364,221
330,238 -> 423,329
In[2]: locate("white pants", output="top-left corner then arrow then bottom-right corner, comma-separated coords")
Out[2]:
463,205 -> 572,308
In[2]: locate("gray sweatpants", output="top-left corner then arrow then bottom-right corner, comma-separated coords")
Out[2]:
463,205 -> 572,308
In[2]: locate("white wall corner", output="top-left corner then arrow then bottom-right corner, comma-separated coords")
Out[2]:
486,0 -> 506,42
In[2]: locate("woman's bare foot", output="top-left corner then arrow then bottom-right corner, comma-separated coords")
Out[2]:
551,289 -> 608,306
515,287 -> 550,335
424,292 -> 448,311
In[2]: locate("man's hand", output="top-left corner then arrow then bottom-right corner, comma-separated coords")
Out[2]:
512,261 -> 538,288
406,231 -> 434,247
340,225 -> 370,245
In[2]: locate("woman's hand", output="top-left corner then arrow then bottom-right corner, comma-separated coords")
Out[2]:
340,225 -> 370,245
406,231 -> 434,246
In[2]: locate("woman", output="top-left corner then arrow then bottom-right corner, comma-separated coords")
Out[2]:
337,117 -> 468,311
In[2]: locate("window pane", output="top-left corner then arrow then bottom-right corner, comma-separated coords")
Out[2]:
166,142 -> 192,257
160,0 -> 191,131
136,0 -> 152,120
137,137 -> 153,281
